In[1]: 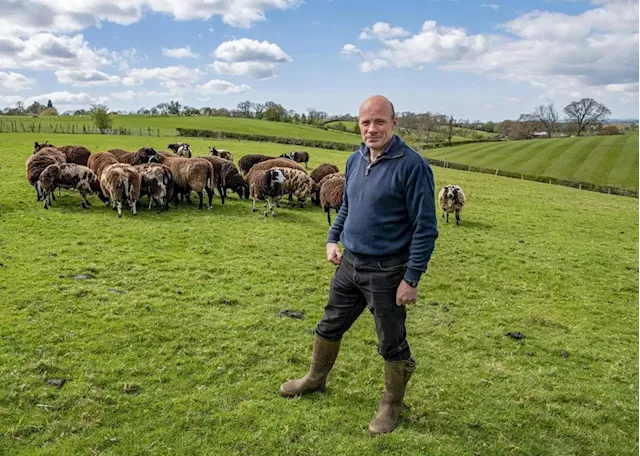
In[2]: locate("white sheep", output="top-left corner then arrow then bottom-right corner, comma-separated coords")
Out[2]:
438,185 -> 466,225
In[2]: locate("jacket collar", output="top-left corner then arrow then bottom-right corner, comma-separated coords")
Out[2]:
358,134 -> 405,163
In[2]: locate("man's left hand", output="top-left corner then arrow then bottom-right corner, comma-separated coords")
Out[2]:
396,280 -> 418,306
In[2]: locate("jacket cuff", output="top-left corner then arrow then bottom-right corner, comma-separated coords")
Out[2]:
326,236 -> 340,244
404,267 -> 423,282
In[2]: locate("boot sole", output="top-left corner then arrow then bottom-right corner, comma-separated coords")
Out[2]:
368,423 -> 396,435
279,385 -> 325,397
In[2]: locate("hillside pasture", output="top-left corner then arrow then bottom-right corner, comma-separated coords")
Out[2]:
0,133 -> 637,455
0,115 -> 363,144
425,132 -> 639,190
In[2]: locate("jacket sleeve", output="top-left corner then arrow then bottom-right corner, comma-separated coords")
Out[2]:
403,159 -> 439,282
326,158 -> 350,244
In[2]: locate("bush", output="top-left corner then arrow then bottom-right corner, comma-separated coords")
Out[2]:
41,107 -> 58,116
90,104 -> 114,134
599,125 -> 621,135
176,128 -> 358,151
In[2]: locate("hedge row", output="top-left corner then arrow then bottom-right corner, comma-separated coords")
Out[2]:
427,158 -> 638,198
176,128 -> 358,151
417,138 -> 503,149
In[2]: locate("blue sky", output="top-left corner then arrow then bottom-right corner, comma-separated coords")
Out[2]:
0,0 -> 637,121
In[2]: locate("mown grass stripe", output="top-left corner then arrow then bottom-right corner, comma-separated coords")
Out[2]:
606,133 -> 640,189
572,135 -> 626,186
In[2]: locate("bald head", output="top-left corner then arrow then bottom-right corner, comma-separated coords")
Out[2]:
359,95 -> 395,121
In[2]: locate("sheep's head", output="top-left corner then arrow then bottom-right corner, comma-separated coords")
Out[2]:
310,183 -> 321,206
233,180 -> 250,199
444,185 -> 461,200
280,152 -> 295,161
209,146 -> 218,156
177,144 -> 192,158
269,169 -> 286,185
139,147 -> 160,163
34,141 -> 51,153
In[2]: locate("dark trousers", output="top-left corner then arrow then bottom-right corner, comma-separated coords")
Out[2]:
315,250 -> 411,361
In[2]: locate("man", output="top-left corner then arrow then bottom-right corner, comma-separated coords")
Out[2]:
280,95 -> 438,435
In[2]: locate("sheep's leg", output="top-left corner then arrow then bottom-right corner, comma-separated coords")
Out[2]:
43,191 -> 49,209
446,213 -> 449,223
455,211 -> 460,226
299,197 -> 306,208
79,190 -> 88,209
270,198 -> 277,217
326,209 -> 332,226
117,201 -> 123,218
131,199 -> 138,215
196,192 -> 204,210
57,188 -> 61,197
218,185 -> 226,205
263,199 -> 268,217
206,189 -> 214,209
252,197 -> 257,212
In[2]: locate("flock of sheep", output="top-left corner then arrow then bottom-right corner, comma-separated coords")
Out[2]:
25,141 -> 347,223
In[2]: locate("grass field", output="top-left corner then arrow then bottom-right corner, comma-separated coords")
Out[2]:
0,115 -> 363,144
425,132 -> 639,190
0,134 -> 638,455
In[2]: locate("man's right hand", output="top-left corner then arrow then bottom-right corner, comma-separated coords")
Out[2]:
326,242 -> 342,265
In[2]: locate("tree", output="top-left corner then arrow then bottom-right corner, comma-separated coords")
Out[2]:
531,103 -> 559,138
237,100 -> 253,118
446,116 -> 455,145
563,98 -> 611,136
253,103 -> 265,119
263,101 -> 286,122
89,104 -> 114,134
46,99 -> 53,109
15,101 -> 25,114
41,107 -> 58,116
354,122 -> 361,135
483,121 -> 496,133
167,100 -> 181,116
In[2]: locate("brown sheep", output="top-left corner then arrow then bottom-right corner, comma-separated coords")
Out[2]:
280,168 -> 316,208
438,185 -> 466,225
158,155 -> 215,210
38,163 -> 103,209
244,158 -> 306,183
310,163 -> 339,183
100,164 -> 142,218
26,147 -> 66,200
281,151 -> 310,168
87,152 -> 119,182
312,172 -> 345,205
221,161 -> 249,199
108,147 -> 160,165
33,142 -> 91,166
237,154 -> 277,177
247,169 -> 286,217
209,146 -> 233,162
135,163 -> 174,212
320,177 -> 345,226
196,156 -> 228,206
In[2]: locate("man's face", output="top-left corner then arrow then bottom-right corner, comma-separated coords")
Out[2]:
359,100 -> 398,150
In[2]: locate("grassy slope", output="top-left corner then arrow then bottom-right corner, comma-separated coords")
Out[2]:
0,115 -> 363,144
425,133 -> 639,189
0,134 -> 638,455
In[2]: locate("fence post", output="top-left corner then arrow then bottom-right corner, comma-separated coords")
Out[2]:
140,128 -> 142,136
157,129 -> 160,137
579,184 -> 581,190
147,127 -> 152,136
495,169 -> 499,176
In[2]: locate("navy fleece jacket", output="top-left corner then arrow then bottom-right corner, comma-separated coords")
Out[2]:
326,135 -> 438,282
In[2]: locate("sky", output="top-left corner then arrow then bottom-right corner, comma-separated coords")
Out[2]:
0,0 -> 637,121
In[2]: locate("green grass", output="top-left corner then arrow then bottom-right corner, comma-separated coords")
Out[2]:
425,133 -> 639,190
0,115 -> 363,144
0,134 -> 638,455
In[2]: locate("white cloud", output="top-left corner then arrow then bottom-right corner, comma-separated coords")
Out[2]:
25,91 -> 107,106
0,71 -> 33,90
214,38 -> 291,63
55,69 -> 120,86
0,95 -> 25,106
482,3 -> 500,10
359,22 -> 410,40
211,38 -> 291,79
197,79 -> 251,94
0,34 -> 110,71
340,44 -> 362,57
360,59 -> 389,72
128,65 -> 203,83
162,47 -> 199,59
505,97 -> 522,102
109,90 -> 168,100
210,61 -> 278,79
0,0 -> 301,37
342,0 -> 639,104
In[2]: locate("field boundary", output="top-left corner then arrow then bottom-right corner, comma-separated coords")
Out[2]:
426,157 -> 638,198
175,127 -> 359,151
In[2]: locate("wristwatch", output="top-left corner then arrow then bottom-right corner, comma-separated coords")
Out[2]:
404,279 -> 419,288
